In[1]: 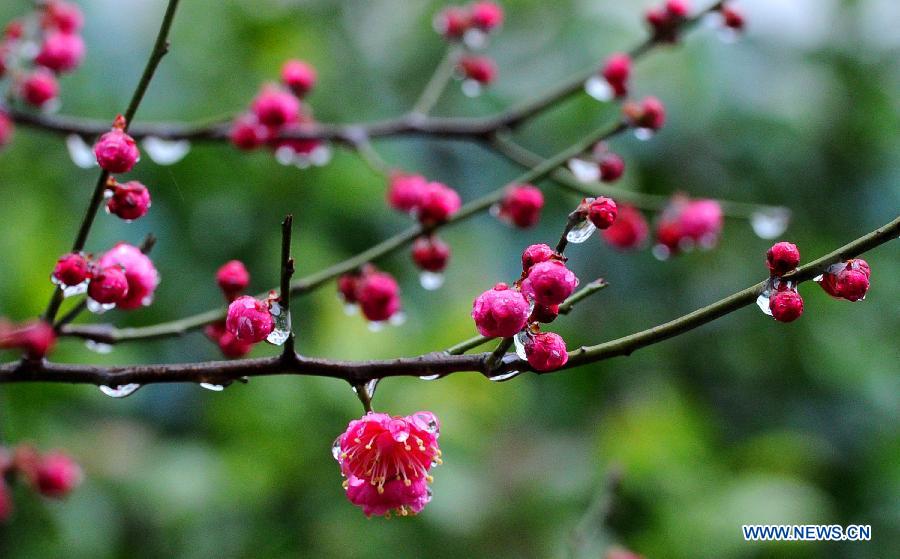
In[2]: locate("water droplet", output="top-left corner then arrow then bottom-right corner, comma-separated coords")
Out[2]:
309,144 -> 332,167
388,312 -> 407,326
513,331 -> 529,360
419,374 -> 441,381
353,379 -> 379,400
367,321 -> 385,332
419,271 -> 445,291
99,383 -> 141,398
567,158 -> 600,183
274,146 -> 296,166
66,135 -> 96,168
86,298 -> 116,314
702,11 -> 723,29
343,303 -> 358,316
41,98 -> 62,115
566,219 -> 597,244
142,137 -> 191,165
756,291 -> 772,316
489,203 -> 502,218
85,340 -> 113,354
463,28 -> 488,49
652,244 -> 671,261
411,412 -> 439,434
698,233 -> 718,250
717,27 -> 739,44
61,280 -> 88,298
489,370 -> 522,382
584,75 -> 614,102
199,383 -> 225,391
634,127 -> 655,141
265,302 -> 292,346
461,79 -> 483,98
813,274 -> 824,282
332,436 -> 343,461
750,208 -> 791,239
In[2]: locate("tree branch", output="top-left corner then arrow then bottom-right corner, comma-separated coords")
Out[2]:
4,214 -> 894,386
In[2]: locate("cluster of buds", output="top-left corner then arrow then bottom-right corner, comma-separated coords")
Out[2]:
568,142 -> 627,185
471,244 -> 579,372
434,1 -> 504,44
1,1 -> 85,112
0,444 -> 82,522
334,411 -> 441,517
653,194 -> 723,259
386,172 -> 462,225
0,320 -> 55,360
817,259 -> 871,302
761,242 -> 803,322
496,183 -> 544,228
51,243 -> 159,314
229,59 -> 329,168
645,0 -> 691,43
411,235 -> 451,290
338,265 -> 403,326
204,260 -> 256,357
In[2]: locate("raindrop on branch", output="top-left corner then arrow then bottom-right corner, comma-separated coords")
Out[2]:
419,374 -> 441,381
584,75 -> 614,102
419,271 -> 444,291
634,127 -> 655,141
461,79 -> 483,98
99,384 -> 141,398
199,383 -> 226,391
566,219 -> 597,244
266,302 -> 291,346
66,135 -> 96,168
750,208 -> 791,239
513,331 -> 529,360
142,137 -> 191,165
85,340 -> 113,354
567,158 -> 600,183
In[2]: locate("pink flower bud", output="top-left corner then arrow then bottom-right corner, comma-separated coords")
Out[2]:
588,197 -> 618,230
601,53 -> 632,97
280,59 -> 317,97
769,288 -> 803,323
524,331 -> 569,371
93,116 -> 140,173
522,260 -> 578,306
53,252 -> 89,287
337,273 -> 359,304
357,270 -> 401,322
216,260 -> 250,300
601,204 -> 649,250
42,1 -> 84,34
34,452 -> 82,499
766,242 -> 800,276
417,182 -> 461,224
87,265 -> 129,304
598,152 -> 625,182
529,304 -> 559,324
721,5 -> 745,30
435,6 -> 471,39
499,184 -> 544,228
229,113 -> 270,150
412,236 -> 451,273
97,243 -> 160,309
656,196 -> 723,254
624,96 -> 666,130
20,69 -> 59,107
4,20 -> 24,41
225,295 -> 275,343
0,481 -> 11,522
471,283 -> 530,338
204,321 -> 253,359
34,31 -> 85,73
470,1 -> 504,31
0,111 -> 15,149
665,0 -> 690,18
459,56 -> 497,84
0,321 -> 56,359
336,411 -> 440,517
387,172 -> 428,213
270,120 -> 322,157
819,259 -> 870,302
106,180 -> 151,221
521,243 -> 555,272
251,84 -> 301,128
606,548 -> 645,559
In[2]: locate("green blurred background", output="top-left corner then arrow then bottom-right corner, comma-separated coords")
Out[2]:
0,0 -> 898,557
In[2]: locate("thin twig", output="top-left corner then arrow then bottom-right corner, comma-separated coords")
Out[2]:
4,215 -> 894,386
410,45 -> 462,116
279,215 -> 296,358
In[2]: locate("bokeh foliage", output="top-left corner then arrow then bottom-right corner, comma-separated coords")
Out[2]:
0,0 -> 898,557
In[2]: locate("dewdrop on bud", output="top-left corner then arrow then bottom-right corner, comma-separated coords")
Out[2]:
472,283 -> 530,338
818,259 -> 870,302
52,252 -> 89,289
524,331 -> 569,371
225,296 -> 275,343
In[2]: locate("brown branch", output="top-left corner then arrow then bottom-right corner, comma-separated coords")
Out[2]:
3,2 -> 722,146
3,214 -> 894,386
